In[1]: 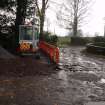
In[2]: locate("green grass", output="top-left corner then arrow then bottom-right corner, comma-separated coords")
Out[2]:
57,36 -> 71,47
93,42 -> 105,47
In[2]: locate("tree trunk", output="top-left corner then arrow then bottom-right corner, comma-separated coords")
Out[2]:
39,0 -> 46,40
73,16 -> 78,37
40,16 -> 44,40
15,0 -> 27,44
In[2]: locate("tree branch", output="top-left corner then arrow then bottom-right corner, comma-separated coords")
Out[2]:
35,0 -> 41,17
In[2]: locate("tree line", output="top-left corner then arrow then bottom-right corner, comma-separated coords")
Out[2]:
0,0 -> 92,48
0,0 -> 48,46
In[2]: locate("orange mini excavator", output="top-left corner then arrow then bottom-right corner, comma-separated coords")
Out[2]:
17,24 -> 59,64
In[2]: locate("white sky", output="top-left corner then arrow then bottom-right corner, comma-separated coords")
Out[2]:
82,0 -> 105,36
45,0 -> 105,36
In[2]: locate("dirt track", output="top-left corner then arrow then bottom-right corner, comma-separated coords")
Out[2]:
0,47 -> 105,105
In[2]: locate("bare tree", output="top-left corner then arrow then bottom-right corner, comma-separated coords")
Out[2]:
57,0 -> 91,37
35,0 -> 49,39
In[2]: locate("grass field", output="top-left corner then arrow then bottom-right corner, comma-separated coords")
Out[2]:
57,36 -> 71,47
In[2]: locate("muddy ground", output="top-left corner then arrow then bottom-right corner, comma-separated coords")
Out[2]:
0,47 -> 105,105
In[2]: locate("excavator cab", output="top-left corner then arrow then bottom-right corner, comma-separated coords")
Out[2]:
19,25 -> 39,52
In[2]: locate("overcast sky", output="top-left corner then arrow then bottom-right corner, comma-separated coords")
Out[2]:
45,0 -> 105,36
82,0 -> 105,36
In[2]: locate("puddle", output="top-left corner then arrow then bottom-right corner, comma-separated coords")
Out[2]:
99,78 -> 105,83
58,70 -> 68,81
86,102 -> 105,105
88,71 -> 96,74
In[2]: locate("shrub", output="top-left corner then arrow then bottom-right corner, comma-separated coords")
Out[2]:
93,36 -> 105,43
58,36 -> 71,47
70,36 -> 88,45
43,32 -> 58,46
